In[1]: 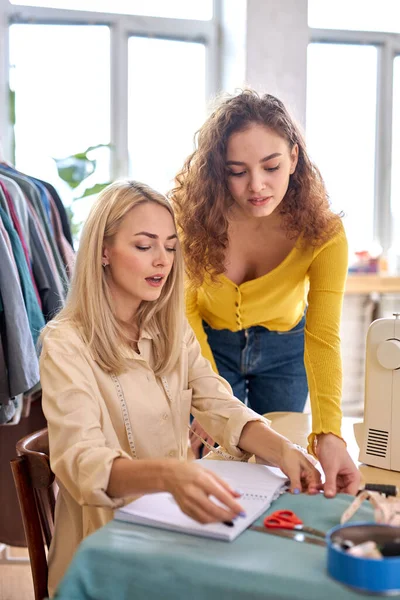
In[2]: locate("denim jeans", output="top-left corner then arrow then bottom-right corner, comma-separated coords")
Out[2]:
203,315 -> 308,415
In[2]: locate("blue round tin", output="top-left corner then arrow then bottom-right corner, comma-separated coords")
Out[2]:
327,522 -> 400,595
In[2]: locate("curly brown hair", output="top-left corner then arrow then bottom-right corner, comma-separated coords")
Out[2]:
171,89 -> 341,287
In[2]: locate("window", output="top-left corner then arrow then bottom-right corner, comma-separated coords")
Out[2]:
308,9 -> 400,255
2,2 -> 216,237
308,0 -> 400,34
9,23 -> 110,223
9,0 -> 213,20
128,37 -> 206,193
306,43 -> 377,251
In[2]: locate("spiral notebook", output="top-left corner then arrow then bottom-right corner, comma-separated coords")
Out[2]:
114,460 -> 288,541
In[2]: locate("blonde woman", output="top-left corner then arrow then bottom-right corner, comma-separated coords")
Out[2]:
40,180 -> 321,596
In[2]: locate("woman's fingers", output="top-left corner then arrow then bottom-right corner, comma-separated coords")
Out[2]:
185,471 -> 245,522
176,483 -> 242,523
180,499 -> 218,524
185,488 -> 242,523
197,493 -> 238,522
206,470 -> 243,499
283,449 -> 322,494
283,458 -> 303,494
202,472 -> 245,515
180,492 -> 234,524
300,459 -> 322,492
170,464 -> 245,524
335,473 -> 359,495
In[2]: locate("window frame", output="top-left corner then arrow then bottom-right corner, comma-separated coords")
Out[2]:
309,27 -> 400,252
0,0 -> 219,178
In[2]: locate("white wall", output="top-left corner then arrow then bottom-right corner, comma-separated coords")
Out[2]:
219,0 -> 309,126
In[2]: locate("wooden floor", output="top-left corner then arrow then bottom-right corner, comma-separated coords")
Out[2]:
0,547 -> 34,600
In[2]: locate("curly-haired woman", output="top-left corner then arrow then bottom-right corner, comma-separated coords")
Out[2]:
172,90 -> 360,497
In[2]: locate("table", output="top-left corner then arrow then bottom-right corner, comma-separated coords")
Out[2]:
345,274 -> 400,295
54,414 -> 396,600
54,494 -> 376,600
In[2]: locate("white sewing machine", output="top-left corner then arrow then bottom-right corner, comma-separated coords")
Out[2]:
357,313 -> 400,471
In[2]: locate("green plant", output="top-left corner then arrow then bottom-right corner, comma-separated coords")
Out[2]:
54,143 -> 112,240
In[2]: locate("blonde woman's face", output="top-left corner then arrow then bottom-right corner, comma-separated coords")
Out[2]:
103,203 -> 177,318
226,123 -> 298,220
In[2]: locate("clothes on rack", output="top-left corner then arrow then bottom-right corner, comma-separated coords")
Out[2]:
38,179 -> 74,247
0,163 -> 74,424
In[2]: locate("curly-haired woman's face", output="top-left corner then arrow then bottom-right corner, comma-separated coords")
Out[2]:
226,123 -> 298,220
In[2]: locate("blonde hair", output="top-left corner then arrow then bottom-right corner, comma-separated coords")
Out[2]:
41,180 -> 184,375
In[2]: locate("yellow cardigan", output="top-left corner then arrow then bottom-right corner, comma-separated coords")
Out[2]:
186,222 -> 348,452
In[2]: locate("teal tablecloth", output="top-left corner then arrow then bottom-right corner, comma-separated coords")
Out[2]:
54,493 -> 376,600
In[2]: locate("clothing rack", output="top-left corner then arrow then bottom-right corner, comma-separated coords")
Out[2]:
0,161 -> 74,550
0,161 -> 74,426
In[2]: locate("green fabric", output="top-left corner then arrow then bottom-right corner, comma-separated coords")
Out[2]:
54,493 -> 376,600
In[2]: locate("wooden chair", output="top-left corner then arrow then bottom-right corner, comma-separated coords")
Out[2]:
10,428 -> 57,600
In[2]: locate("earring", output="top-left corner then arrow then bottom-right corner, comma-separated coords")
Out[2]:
102,262 -> 107,268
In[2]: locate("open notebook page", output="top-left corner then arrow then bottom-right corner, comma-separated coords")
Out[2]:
114,460 -> 288,541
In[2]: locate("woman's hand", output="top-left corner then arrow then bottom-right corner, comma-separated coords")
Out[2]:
163,461 -> 244,524
189,418 -> 215,459
238,421 -> 322,494
277,442 -> 322,494
316,433 -> 361,497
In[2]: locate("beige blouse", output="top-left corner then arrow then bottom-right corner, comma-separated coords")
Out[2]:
40,320 -> 268,596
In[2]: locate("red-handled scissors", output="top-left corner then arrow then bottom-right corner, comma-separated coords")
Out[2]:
263,510 -> 325,539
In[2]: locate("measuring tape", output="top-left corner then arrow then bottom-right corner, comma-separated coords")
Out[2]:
110,373 -> 137,459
